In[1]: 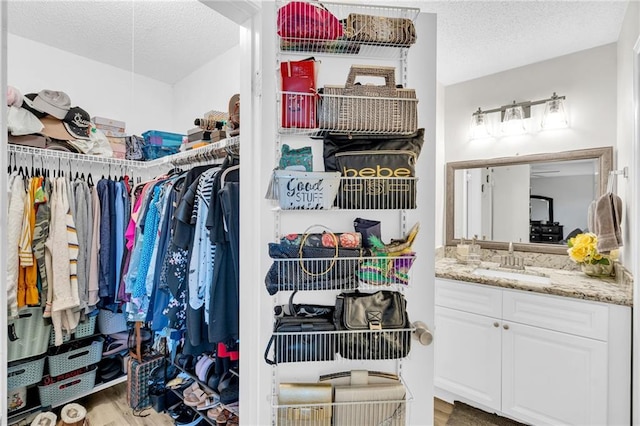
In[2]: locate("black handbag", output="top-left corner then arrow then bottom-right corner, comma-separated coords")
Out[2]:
323,129 -> 424,209
334,290 -> 411,360
264,292 -> 336,365
264,228 -> 363,295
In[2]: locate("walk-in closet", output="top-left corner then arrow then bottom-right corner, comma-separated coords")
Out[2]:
1,2 -> 437,425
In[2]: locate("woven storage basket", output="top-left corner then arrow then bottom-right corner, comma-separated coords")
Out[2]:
38,366 -> 97,408
275,170 -> 341,210
47,337 -> 104,377
8,356 -> 46,390
319,65 -> 418,133
97,309 -> 128,334
8,307 -> 51,362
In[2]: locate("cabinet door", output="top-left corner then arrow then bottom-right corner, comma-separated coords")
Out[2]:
434,306 -> 501,411
502,322 -> 607,426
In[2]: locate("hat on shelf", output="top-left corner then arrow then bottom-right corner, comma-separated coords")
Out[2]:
40,106 -> 92,141
25,89 -> 71,119
21,93 -> 47,119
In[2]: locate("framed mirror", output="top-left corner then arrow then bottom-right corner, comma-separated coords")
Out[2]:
445,147 -> 613,254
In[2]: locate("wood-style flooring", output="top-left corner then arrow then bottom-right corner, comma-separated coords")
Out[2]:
61,384 -> 453,426
81,382 -> 174,426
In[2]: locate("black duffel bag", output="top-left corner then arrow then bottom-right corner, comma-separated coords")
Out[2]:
323,129 -> 424,209
334,290 -> 412,360
264,292 -> 336,365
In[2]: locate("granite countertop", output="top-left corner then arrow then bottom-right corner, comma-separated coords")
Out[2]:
435,257 -> 633,306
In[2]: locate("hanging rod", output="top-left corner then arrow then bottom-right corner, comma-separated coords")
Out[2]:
6,135 -> 240,169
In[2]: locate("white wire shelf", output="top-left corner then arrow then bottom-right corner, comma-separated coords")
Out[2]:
272,377 -> 413,426
6,135 -> 239,169
278,91 -> 418,135
277,1 -> 420,60
266,328 -> 414,364
273,176 -> 419,211
266,255 -> 416,293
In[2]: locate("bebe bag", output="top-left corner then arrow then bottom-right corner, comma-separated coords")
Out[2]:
323,129 -> 424,209
334,290 -> 411,360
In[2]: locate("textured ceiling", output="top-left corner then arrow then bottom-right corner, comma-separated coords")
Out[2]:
6,0 -> 630,86
7,0 -> 239,85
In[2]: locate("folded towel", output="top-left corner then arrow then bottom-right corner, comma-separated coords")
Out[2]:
594,192 -> 623,253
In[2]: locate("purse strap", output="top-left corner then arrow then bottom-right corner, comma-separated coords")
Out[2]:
264,335 -> 276,365
298,225 -> 339,277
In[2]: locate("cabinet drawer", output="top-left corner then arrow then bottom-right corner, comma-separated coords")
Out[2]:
435,279 -> 502,318
503,290 -> 608,341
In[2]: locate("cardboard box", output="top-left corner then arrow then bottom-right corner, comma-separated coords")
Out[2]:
107,137 -> 126,159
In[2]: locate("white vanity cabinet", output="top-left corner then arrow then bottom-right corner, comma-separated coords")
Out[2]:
434,278 -> 631,426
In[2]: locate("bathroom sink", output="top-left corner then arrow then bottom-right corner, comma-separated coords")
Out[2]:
472,268 -> 551,285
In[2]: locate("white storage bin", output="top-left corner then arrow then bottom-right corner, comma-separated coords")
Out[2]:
275,170 -> 341,210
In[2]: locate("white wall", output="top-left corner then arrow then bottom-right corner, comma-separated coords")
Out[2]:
7,34 -> 174,136
171,46 -> 241,134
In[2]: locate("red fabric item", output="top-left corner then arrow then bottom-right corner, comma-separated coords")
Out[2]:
277,1 -> 343,40
218,342 -> 239,361
281,59 -> 317,129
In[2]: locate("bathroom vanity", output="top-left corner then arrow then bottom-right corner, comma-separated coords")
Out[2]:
434,257 -> 632,426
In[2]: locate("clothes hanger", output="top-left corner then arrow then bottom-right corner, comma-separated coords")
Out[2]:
220,164 -> 240,187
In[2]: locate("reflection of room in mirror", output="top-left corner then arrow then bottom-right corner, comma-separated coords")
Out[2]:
453,158 -> 599,246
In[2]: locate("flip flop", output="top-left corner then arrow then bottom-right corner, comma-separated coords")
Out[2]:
197,395 -> 220,411
182,382 -> 200,399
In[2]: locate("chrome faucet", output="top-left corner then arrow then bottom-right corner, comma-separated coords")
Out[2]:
500,242 -> 525,270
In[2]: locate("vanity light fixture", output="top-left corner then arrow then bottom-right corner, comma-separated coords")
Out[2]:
469,92 -> 567,139
469,107 -> 491,139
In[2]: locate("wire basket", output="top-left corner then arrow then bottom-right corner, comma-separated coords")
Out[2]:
47,337 -> 104,377
38,366 -> 97,408
97,309 -> 128,334
8,307 -> 52,363
8,356 -> 46,390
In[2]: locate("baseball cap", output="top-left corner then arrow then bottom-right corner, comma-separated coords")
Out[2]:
21,93 -> 47,119
31,90 -> 71,119
40,106 -> 92,141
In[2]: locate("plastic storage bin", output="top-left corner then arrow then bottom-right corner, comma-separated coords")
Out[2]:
274,170 -> 341,210
38,366 -> 97,408
7,386 -> 27,412
142,145 -> 179,160
8,307 -> 52,362
97,309 -> 128,334
8,356 -> 46,390
47,337 -> 104,377
142,130 -> 185,147
49,314 -> 97,346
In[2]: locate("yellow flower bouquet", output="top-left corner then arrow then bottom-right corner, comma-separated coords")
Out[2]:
567,232 -> 617,277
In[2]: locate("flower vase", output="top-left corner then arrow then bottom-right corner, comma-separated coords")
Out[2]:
581,262 -> 614,278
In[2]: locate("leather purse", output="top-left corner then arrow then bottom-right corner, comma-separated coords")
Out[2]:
319,370 -> 406,425
265,292 -> 336,365
278,382 -> 332,426
334,290 -> 411,360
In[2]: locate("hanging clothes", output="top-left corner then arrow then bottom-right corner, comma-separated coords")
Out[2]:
7,171 -> 25,318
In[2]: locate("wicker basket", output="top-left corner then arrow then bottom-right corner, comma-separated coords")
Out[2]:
97,309 -> 128,334
8,307 -> 51,362
8,356 -> 46,390
319,65 -> 418,134
47,337 -> 104,377
38,366 -> 97,408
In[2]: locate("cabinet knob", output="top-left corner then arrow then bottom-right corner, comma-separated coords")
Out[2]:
493,322 -> 499,328
503,324 -> 510,330
412,321 -> 433,346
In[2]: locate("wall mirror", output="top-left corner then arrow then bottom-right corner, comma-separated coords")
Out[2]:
446,147 -> 613,254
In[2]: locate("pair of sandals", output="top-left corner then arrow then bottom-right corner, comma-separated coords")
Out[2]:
102,331 -> 129,356
207,405 -> 238,426
182,382 -> 220,411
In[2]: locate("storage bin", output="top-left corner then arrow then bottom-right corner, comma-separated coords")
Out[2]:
142,130 -> 185,147
142,145 -> 179,160
8,356 -> 46,390
97,309 -> 128,334
38,366 -> 97,408
47,337 -> 104,377
7,386 -> 27,412
8,307 -> 51,363
274,170 -> 341,210
49,314 -> 97,346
